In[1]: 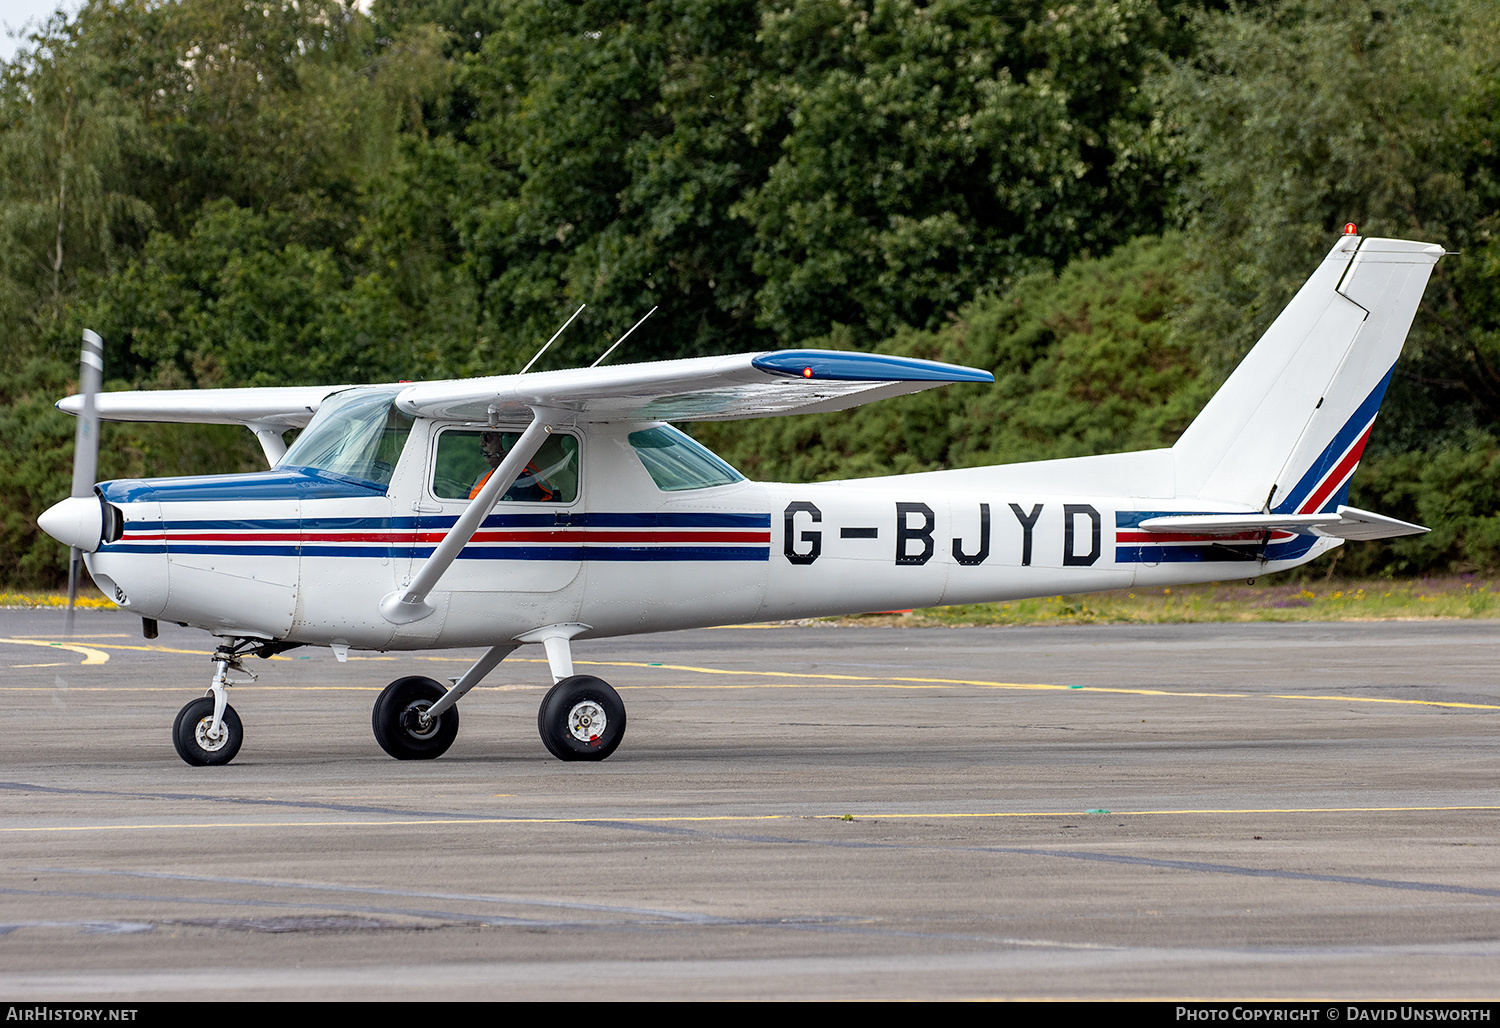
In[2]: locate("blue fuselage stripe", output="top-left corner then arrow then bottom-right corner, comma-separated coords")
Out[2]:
107,543 -> 769,562
1274,365 -> 1394,514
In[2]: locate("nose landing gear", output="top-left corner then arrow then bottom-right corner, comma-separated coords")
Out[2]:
171,642 -> 255,766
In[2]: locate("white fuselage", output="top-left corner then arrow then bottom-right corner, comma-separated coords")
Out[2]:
83,419 -> 1331,650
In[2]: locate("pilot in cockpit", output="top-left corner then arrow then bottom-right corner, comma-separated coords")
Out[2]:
469,431 -> 555,502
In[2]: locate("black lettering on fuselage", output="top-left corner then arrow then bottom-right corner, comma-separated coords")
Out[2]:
1063,504 -> 1101,566
895,502 -> 935,566
951,503 -> 990,565
1009,503 -> 1043,566
784,501 -> 822,565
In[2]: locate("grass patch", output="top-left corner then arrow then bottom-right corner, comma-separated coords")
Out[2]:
0,589 -> 116,610
11,576 -> 1500,625
827,576 -> 1500,627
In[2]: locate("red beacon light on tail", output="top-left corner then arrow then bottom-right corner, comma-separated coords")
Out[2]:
1343,223 -> 1358,235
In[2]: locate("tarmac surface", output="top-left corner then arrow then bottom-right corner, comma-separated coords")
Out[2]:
1,608 -> 1498,1000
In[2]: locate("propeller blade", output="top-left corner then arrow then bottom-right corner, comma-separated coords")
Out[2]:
71,329 -> 102,498
63,330 -> 103,637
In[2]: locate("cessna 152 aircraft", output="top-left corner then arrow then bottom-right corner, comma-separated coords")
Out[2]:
38,230 -> 1442,767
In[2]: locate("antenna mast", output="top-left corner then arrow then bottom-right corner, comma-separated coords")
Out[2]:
590,306 -> 658,368
519,304 -> 587,374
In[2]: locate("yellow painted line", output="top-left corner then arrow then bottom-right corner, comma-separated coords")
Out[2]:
4,815 -> 791,833
519,658 -> 1500,709
0,638 -> 109,665
4,639 -> 215,658
7,805 -> 1499,835
1270,692 -> 1500,710
1,639 -> 351,661
6,642 -> 1498,710
811,805 -> 1500,819
0,686 -> 385,692
698,623 -> 788,629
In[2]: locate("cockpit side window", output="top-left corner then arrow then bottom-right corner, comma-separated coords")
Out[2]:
279,387 -> 413,489
628,425 -> 745,492
431,428 -> 579,503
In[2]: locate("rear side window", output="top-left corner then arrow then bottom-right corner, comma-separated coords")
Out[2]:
432,429 -> 579,502
628,426 -> 745,492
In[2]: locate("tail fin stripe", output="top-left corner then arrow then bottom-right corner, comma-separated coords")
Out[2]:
1298,422 -> 1373,515
1273,363 -> 1395,514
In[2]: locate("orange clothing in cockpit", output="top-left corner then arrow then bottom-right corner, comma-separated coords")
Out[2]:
468,464 -> 555,501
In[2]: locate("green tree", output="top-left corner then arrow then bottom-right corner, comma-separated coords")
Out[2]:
0,1 -> 451,585
699,234 -> 1206,482
738,0 -> 1183,344
0,6 -> 152,347
1163,0 -> 1500,451
419,0 -> 1190,366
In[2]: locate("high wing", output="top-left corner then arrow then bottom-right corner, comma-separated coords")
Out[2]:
58,384 -> 346,429
58,349 -> 993,430
395,350 -> 993,423
1138,505 -> 1427,541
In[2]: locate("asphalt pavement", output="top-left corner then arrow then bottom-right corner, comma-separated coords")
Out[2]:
1,609 -> 1497,999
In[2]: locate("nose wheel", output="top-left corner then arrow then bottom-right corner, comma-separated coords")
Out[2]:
372,676 -> 460,759
172,696 -> 243,766
172,642 -> 254,766
537,675 -> 625,761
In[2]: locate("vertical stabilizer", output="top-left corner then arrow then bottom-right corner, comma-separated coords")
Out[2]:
1172,235 -> 1444,510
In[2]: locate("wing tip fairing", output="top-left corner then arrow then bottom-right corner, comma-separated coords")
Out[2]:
751,350 -> 994,384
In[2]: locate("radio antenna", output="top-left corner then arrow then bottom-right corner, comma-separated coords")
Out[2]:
519,303 -> 586,374
590,306 -> 657,368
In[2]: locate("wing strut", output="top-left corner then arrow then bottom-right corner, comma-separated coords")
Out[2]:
379,409 -> 560,625
246,421 -> 288,466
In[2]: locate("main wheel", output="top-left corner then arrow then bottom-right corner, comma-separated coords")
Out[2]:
172,697 -> 243,767
537,675 -> 626,762
372,676 -> 458,760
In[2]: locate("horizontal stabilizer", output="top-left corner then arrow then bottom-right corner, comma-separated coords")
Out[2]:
1139,505 -> 1427,541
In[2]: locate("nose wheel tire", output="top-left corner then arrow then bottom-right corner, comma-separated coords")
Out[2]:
172,697 -> 243,767
537,675 -> 625,762
372,676 -> 459,760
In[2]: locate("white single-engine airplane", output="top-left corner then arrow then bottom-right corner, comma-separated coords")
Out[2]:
38,231 -> 1442,766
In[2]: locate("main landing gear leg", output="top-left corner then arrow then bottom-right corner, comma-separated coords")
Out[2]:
518,624 -> 626,762
371,643 -> 517,760
172,641 -> 251,766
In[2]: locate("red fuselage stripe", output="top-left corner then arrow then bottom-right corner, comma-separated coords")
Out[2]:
1299,423 -> 1373,514
122,530 -> 772,544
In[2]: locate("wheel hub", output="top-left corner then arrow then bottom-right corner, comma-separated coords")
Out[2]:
194,717 -> 228,752
567,700 -> 607,743
400,700 -> 440,740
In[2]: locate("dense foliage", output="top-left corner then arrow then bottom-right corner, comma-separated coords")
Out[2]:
2,0 -> 1499,585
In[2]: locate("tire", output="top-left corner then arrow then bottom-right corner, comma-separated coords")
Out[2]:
172,697 -> 243,767
372,676 -> 458,760
537,675 -> 626,762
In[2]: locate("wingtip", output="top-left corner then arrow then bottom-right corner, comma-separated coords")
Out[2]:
752,350 -> 993,384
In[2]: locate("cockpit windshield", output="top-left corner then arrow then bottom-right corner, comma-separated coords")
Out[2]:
628,425 -> 745,491
279,387 -> 413,489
